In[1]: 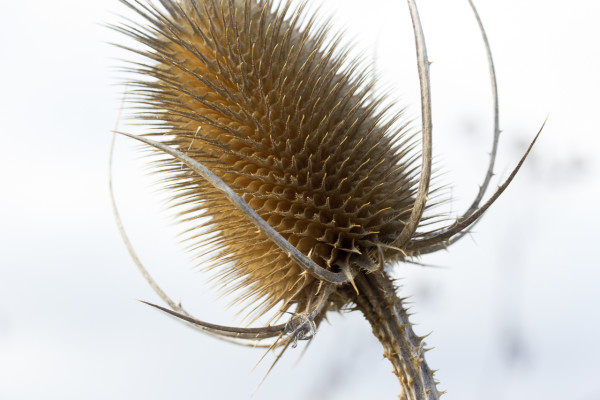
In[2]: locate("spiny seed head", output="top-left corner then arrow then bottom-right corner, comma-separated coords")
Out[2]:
115,0 -> 437,321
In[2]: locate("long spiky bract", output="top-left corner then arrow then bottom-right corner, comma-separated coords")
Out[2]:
111,0 -> 540,398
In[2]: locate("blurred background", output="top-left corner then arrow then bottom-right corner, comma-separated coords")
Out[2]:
1,0 -> 598,399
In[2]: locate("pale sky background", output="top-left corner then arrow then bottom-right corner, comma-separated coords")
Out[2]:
1,0 -> 599,399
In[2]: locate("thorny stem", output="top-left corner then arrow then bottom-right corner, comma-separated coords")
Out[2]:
350,271 -> 440,400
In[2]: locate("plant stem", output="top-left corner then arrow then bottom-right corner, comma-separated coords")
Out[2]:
350,271 -> 440,400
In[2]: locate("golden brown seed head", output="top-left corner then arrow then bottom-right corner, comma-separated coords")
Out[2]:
116,0 -> 431,320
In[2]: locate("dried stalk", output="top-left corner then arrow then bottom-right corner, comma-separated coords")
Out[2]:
351,270 -> 440,399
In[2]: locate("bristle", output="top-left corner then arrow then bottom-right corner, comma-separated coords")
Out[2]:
116,0 -> 432,321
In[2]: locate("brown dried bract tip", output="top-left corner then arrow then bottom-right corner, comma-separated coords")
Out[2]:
111,0 -> 541,398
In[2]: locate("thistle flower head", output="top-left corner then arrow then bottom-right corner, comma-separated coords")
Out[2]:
113,0 -> 542,350
112,1 -> 542,397
115,0 -> 435,322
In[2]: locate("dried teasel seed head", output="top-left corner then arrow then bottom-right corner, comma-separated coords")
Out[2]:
114,0 -> 442,323
112,1 -> 543,397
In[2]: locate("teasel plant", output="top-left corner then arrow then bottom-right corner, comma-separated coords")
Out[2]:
109,0 -> 544,398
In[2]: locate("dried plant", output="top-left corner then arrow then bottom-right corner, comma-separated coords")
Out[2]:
109,0 -> 542,398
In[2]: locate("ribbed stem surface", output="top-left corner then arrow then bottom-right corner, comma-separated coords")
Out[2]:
351,271 -> 440,400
